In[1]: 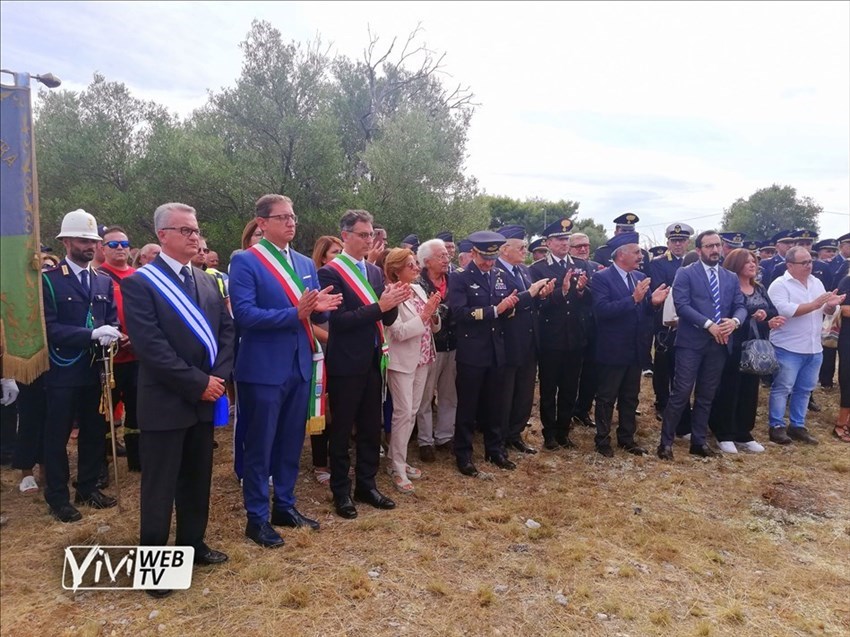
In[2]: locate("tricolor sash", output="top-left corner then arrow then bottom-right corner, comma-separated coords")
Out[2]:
327,254 -> 390,377
249,239 -> 326,433
137,262 -> 227,417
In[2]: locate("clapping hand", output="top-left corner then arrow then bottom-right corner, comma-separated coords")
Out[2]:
379,282 -> 412,311
421,292 -> 442,322
315,285 -> 342,312
650,283 -> 669,306
632,278 -> 651,303
496,290 -> 519,315
824,290 -> 847,310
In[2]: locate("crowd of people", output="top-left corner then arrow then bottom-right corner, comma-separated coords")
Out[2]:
0,198 -> 848,598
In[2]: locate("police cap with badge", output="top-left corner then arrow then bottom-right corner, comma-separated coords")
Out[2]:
790,228 -> 817,244
468,230 -> 506,260
542,217 -> 574,238
719,232 -> 746,248
649,246 -> 667,258
436,231 -> 454,244
813,238 -> 839,253
529,237 -> 548,256
401,234 -> 420,251
665,222 -> 694,240
614,212 -> 639,231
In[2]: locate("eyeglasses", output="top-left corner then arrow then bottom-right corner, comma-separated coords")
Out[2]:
346,230 -> 375,240
571,243 -> 591,249
267,214 -> 298,224
162,227 -> 201,237
200,248 -> 210,254
104,240 -> 130,249
788,260 -> 813,266
405,261 -> 421,270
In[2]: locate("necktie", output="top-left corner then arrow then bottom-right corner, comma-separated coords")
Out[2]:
282,247 -> 291,267
559,259 -> 567,271
708,267 -> 722,323
356,260 -> 367,279
79,269 -> 90,297
513,265 -> 526,291
626,272 -> 635,293
180,265 -> 196,298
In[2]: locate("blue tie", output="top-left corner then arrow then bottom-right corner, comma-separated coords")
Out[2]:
513,265 -> 525,291
79,269 -> 90,297
708,267 -> 722,323
626,273 -> 635,293
356,261 -> 367,279
180,265 -> 196,298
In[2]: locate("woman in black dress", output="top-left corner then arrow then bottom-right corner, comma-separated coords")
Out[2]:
709,248 -> 786,452
835,274 -> 850,442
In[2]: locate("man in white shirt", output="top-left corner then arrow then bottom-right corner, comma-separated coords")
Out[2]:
767,246 -> 845,444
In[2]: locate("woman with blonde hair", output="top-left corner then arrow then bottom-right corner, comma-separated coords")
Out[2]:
383,248 -> 441,493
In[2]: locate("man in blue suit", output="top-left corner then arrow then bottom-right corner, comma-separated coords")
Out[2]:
591,232 -> 669,457
657,230 -> 747,460
229,194 -> 341,547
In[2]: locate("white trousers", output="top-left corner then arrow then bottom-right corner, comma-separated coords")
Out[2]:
387,364 -> 431,479
415,349 -> 457,446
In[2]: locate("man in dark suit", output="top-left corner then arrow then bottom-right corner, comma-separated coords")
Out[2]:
449,231 -> 520,476
494,225 -> 554,455
42,209 -> 121,523
591,232 -> 669,457
123,202 -> 235,597
318,210 -> 406,519
229,194 -> 341,547
657,230 -> 747,460
529,218 -> 591,449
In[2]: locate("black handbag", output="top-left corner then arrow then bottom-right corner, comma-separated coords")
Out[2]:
739,320 -> 779,376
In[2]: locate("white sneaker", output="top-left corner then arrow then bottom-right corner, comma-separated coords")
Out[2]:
717,441 -> 738,454
19,475 -> 38,493
738,440 -> 765,453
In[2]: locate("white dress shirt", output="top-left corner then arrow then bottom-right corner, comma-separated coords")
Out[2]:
767,271 -> 827,354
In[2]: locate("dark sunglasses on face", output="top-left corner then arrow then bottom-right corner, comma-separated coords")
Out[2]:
104,240 -> 130,249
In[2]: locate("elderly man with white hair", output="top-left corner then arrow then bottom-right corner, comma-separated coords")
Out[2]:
415,238 -> 458,461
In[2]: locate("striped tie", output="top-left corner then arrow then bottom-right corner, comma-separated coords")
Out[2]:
708,267 -> 721,323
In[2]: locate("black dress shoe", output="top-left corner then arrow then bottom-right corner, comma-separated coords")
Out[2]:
689,444 -> 718,458
596,446 -> 615,458
487,454 -> 516,470
457,462 -> 479,477
271,506 -> 320,530
543,438 -> 560,451
618,443 -> 647,456
657,445 -> 674,461
556,436 -> 575,449
572,412 -> 596,428
353,487 -> 396,510
507,440 -> 537,454
194,545 -> 229,565
334,495 -> 358,519
245,521 -> 285,548
146,589 -> 173,599
50,503 -> 82,523
74,489 -> 117,509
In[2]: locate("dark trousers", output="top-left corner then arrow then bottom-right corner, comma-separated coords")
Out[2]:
537,348 -> 583,442
653,337 -> 692,435
139,420 -> 214,548
575,341 -> 597,416
12,376 -> 47,470
0,402 -> 16,464
327,354 -> 383,499
310,431 -> 329,468
501,351 -> 537,444
820,347 -> 837,388
594,363 -> 641,448
43,384 -> 106,508
238,363 -> 309,524
454,362 -> 505,464
661,344 -> 727,447
709,348 -> 759,442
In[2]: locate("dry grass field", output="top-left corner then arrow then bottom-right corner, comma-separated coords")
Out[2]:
1,379 -> 848,637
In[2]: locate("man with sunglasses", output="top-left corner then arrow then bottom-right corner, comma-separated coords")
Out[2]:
98,227 -> 141,472
766,246 -> 845,445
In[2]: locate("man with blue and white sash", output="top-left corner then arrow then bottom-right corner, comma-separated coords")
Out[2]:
229,194 -> 341,548
123,203 -> 235,598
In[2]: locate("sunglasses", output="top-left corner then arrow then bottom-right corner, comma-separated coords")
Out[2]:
104,240 -> 130,249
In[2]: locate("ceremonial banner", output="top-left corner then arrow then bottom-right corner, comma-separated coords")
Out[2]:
0,72 -> 48,382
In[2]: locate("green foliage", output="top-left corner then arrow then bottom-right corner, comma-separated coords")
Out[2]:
721,184 -> 822,239
482,195 -> 580,237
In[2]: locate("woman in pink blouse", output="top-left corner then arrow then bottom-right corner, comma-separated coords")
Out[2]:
384,249 -> 442,493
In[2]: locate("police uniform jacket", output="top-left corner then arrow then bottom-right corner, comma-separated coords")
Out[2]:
448,262 -> 511,368
42,259 -> 118,387
529,254 -> 591,352
647,251 -> 684,331
494,260 -> 537,367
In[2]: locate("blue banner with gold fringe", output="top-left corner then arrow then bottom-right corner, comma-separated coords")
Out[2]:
0,71 -> 48,382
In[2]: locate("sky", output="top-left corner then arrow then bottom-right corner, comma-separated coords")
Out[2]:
1,0 -> 848,242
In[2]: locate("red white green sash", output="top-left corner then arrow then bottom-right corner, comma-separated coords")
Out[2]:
249,238 -> 326,433
327,254 -> 390,376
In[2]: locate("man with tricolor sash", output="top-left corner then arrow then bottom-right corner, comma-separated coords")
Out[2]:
122,202 -> 234,597
318,209 -> 409,520
229,194 -> 342,548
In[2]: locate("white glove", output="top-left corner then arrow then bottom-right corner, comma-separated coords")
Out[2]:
0,379 -> 19,406
91,325 -> 122,346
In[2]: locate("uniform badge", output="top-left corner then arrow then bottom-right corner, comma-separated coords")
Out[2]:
470,283 -> 480,290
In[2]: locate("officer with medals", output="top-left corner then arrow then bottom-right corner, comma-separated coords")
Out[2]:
594,213 -> 650,270
494,225 -> 554,456
449,231 -> 521,476
647,223 -> 694,425
42,209 -> 121,522
529,218 -> 592,449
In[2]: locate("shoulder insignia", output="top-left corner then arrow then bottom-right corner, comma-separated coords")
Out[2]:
60,264 -> 69,276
